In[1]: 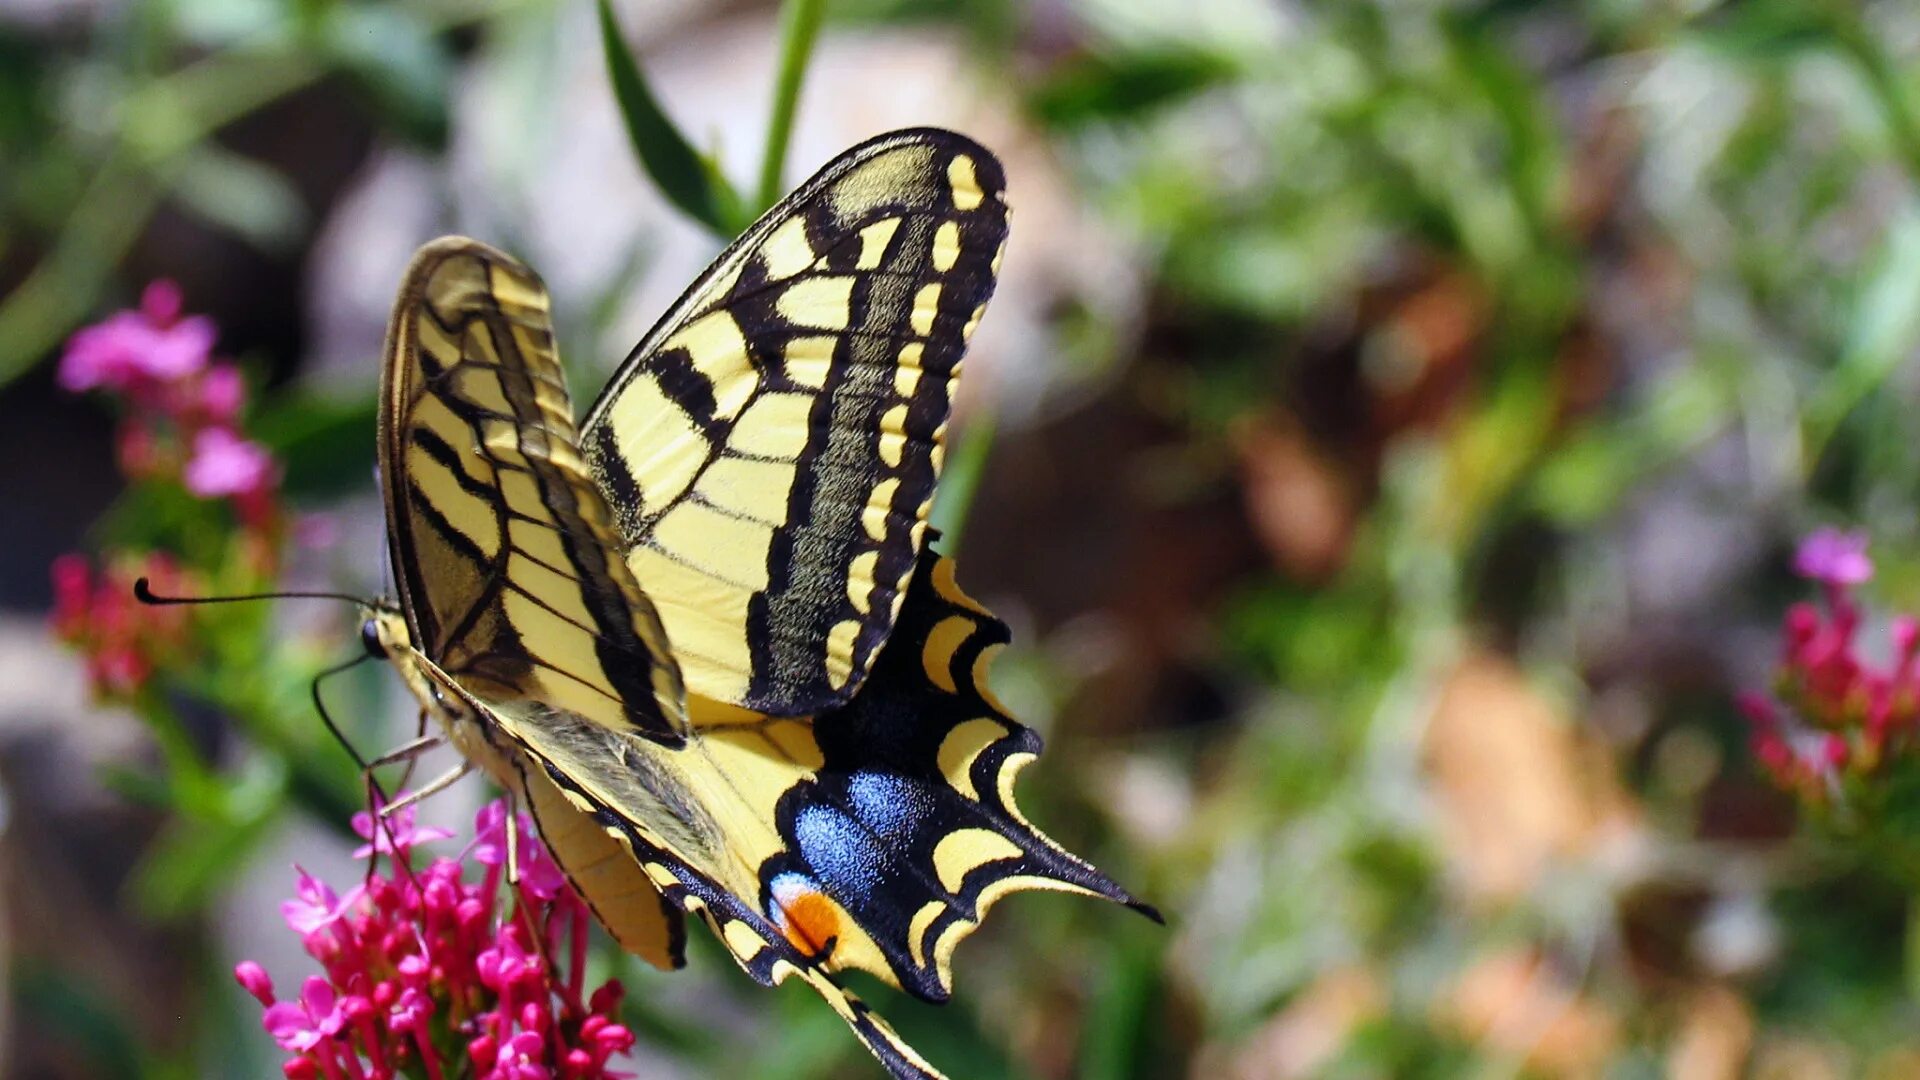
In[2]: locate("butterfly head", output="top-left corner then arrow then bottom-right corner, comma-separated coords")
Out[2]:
359,605 -> 412,661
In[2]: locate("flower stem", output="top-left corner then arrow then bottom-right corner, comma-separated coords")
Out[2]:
755,0 -> 827,212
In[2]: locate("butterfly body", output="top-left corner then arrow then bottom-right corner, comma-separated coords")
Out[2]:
369,129 -> 1155,1080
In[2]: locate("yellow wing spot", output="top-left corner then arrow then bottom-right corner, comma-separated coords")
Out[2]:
510,518 -> 573,575
694,455 -> 796,527
861,478 -> 898,541
907,901 -> 945,969
929,441 -> 946,477
990,239 -> 1006,275
760,215 -> 816,281
729,392 -> 813,458
936,717 -> 1004,802
847,551 -> 878,615
496,468 -> 544,520
933,828 -> 1025,893
784,335 -> 837,390
878,404 -> 909,467
922,615 -> 973,694
486,264 -> 548,315
608,378 -> 705,517
412,393 -> 489,481
666,312 -> 753,418
449,365 -> 514,416
894,342 -> 924,396
507,551 -> 595,628
722,918 -> 768,961
413,310 -> 461,366
776,276 -> 856,331
405,449 -> 501,557
948,154 -> 983,211
910,282 -> 942,337
962,303 -> 987,341
825,619 -> 861,689
998,750 -> 1040,829
931,220 -> 962,272
856,217 -> 902,270
652,502 -> 774,591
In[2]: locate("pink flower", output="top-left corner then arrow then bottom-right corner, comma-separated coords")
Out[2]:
1793,528 -> 1873,586
197,363 -> 247,423
352,797 -> 455,859
281,867 -> 363,937
234,961 -> 276,1006
1744,530 -> 1920,802
59,281 -> 215,393
263,977 -> 346,1052
183,427 -> 274,499
239,799 -> 631,1079
469,803 -> 568,900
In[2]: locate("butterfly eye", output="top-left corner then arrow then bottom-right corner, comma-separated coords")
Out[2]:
360,618 -> 386,659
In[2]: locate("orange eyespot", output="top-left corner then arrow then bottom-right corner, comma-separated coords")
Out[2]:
771,881 -> 840,957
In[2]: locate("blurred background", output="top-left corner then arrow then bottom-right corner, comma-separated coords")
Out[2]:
6,0 -> 1920,1076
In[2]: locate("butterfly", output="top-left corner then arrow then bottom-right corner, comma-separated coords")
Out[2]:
361,127 -> 1158,1079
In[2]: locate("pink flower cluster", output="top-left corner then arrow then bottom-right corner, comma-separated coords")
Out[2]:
1739,528 -> 1920,802
236,797 -> 637,1080
50,551 -> 192,698
59,280 -> 277,517
50,280 -> 289,697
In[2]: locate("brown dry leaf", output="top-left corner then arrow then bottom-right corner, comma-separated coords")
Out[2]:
1217,965 -> 1385,1080
1424,649 -> 1642,905
1230,411 -> 1356,584
1751,1037 -> 1848,1080
1667,984 -> 1752,1080
1444,949 -> 1620,1078
1367,269 -> 1487,437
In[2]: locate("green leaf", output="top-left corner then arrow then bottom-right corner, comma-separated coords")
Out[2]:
322,4 -> 453,148
1028,47 -> 1238,128
1804,209 -> 1920,466
169,144 -> 307,252
756,0 -> 827,211
13,968 -> 149,1080
253,391 -> 379,500
596,0 -> 739,236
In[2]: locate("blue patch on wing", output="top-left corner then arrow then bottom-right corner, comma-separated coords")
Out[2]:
844,772 -> 934,840
792,771 -> 939,906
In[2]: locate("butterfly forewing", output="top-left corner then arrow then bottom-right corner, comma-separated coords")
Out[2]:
582,128 -> 1010,717
378,237 -> 688,744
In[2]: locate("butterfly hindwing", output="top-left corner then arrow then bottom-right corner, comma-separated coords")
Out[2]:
515,750 -> 687,971
480,550 -> 1153,1080
582,128 -> 1010,717
378,237 -> 687,744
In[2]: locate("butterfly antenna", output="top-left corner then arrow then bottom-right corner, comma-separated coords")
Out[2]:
134,577 -> 385,609
312,653 -> 375,772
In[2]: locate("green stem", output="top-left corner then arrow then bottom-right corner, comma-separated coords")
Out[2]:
1830,4 -> 1920,185
928,410 -> 997,558
755,0 -> 827,211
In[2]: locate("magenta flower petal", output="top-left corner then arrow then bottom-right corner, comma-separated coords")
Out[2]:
234,961 -> 276,1006
198,363 -> 247,422
281,867 -> 363,935
183,426 -> 274,498
140,279 -> 184,324
1794,528 -> 1873,586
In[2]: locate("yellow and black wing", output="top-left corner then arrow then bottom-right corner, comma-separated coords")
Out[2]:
378,237 -> 687,743
378,237 -> 691,967
581,128 -> 1009,717
485,549 -> 1159,1079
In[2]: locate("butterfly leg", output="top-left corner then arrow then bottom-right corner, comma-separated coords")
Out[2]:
379,759 -> 473,818
504,788 -> 521,886
366,732 -> 444,770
